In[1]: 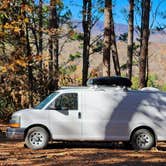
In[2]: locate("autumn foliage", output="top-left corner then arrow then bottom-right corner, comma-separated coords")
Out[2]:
0,0 -> 77,120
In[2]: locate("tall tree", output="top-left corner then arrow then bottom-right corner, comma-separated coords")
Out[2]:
126,0 -> 134,80
38,0 -> 44,99
21,0 -> 34,107
139,0 -> 150,88
48,0 -> 59,91
103,0 -> 111,76
25,21 -> 33,107
103,0 -> 121,77
110,12 -> 121,76
39,0 -> 43,58
82,0 -> 92,86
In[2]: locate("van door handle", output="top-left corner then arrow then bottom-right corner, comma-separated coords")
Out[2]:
78,112 -> 81,119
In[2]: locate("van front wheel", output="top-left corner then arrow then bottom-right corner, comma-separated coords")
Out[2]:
131,129 -> 155,150
25,127 -> 49,150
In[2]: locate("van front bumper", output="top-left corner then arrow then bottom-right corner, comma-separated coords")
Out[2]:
6,127 -> 25,140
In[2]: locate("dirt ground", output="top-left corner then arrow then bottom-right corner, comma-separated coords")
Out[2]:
0,124 -> 166,166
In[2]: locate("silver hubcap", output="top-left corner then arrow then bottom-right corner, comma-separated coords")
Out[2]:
29,132 -> 45,147
136,133 -> 151,148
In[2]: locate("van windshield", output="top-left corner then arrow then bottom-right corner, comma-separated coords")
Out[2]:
35,92 -> 58,109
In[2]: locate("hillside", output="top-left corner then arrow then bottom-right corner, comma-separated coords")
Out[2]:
73,21 -> 166,43
60,39 -> 166,86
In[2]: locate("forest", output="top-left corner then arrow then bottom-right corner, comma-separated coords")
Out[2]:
0,0 -> 166,121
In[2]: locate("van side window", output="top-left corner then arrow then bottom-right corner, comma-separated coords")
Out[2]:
56,93 -> 78,110
47,93 -> 78,110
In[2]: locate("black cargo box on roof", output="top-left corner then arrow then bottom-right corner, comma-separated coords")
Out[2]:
87,76 -> 132,87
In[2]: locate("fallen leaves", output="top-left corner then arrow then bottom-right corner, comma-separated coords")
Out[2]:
0,126 -> 166,166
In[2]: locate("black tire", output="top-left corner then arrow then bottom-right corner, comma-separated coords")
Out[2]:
25,127 -> 49,150
131,129 -> 155,150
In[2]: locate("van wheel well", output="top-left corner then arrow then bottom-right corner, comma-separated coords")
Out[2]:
130,126 -> 156,146
24,124 -> 52,141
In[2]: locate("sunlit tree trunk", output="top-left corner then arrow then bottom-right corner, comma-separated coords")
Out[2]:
103,0 -> 121,76
139,0 -> 150,88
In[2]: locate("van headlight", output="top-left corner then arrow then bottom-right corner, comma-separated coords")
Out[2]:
9,115 -> 21,128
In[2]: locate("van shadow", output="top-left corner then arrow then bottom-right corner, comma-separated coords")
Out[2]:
47,141 -> 131,150
105,89 -> 166,144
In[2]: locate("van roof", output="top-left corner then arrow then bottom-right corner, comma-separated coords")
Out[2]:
57,86 -> 127,93
55,86 -> 164,95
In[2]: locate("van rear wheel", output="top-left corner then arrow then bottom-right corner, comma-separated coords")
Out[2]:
131,129 -> 155,150
25,127 -> 49,150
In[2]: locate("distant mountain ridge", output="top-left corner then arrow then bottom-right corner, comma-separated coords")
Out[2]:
73,20 -> 166,43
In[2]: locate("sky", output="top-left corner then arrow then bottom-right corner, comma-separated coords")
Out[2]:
63,0 -> 166,27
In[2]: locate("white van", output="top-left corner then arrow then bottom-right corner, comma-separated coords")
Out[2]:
6,77 -> 166,150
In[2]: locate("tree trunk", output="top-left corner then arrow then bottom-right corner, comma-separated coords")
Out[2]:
38,0 -> 44,99
1,18 -> 6,59
126,0 -> 134,80
103,0 -> 111,76
39,0 -> 43,57
22,0 -> 34,107
48,0 -> 59,91
110,14 -> 121,76
31,13 -> 39,55
103,0 -> 121,76
82,0 -> 92,86
139,0 -> 150,88
25,24 -> 33,107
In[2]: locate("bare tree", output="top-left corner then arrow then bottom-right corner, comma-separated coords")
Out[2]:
126,0 -> 134,80
139,0 -> 151,88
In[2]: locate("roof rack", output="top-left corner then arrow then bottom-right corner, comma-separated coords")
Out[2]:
87,76 -> 132,87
